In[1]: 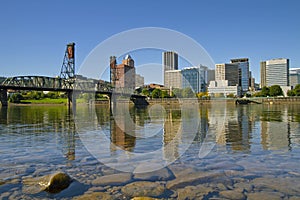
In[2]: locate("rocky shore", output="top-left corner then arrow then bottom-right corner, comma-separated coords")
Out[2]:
2,158 -> 300,200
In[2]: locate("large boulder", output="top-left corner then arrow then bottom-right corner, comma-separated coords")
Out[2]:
23,171 -> 72,194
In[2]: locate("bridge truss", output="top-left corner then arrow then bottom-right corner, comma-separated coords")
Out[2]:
0,75 -> 113,93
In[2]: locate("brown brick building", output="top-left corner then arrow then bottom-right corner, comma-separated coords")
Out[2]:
110,55 -> 136,89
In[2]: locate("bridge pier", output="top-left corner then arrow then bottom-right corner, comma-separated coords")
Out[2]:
109,93 -> 115,115
0,89 -> 8,107
0,106 -> 8,124
67,91 -> 77,113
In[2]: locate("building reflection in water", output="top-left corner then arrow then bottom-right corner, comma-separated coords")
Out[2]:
207,102 -> 228,145
110,104 -> 137,152
163,107 -> 181,161
226,105 -> 252,152
207,103 -> 252,153
110,119 -> 136,152
0,106 -> 77,161
260,105 -> 291,151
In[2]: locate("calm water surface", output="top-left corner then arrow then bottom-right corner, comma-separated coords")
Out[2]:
1,103 -> 300,199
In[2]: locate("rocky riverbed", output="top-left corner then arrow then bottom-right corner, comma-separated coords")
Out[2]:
2,154 -> 300,200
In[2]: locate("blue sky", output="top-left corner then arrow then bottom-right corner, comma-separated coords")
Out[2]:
0,0 -> 299,84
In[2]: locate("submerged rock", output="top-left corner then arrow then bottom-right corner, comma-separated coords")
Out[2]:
73,191 -> 113,200
166,171 -> 224,190
23,171 -> 72,194
219,189 -> 245,200
121,181 -> 165,197
247,191 -> 284,200
133,165 -> 174,181
91,173 -> 132,186
251,177 -> 300,196
176,184 -> 214,200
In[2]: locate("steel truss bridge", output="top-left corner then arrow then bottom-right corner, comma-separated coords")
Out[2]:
0,43 -> 147,107
0,75 -> 113,94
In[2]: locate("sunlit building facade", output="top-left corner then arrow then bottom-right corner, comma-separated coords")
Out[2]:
261,58 -> 289,87
289,68 -> 300,88
181,65 -> 208,93
163,51 -> 178,86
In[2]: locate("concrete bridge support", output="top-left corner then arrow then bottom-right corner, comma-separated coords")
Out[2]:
0,106 -> 8,124
67,91 -> 77,113
108,93 -> 115,115
0,89 -> 8,107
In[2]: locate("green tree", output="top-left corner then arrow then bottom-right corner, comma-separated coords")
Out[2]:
261,86 -> 270,97
182,87 -> 195,98
227,93 -> 235,98
46,91 -> 60,99
197,92 -> 208,98
294,84 -> 300,96
27,91 -> 44,100
287,90 -> 296,96
172,88 -> 182,98
161,90 -> 169,98
141,88 -> 150,96
269,85 -> 283,97
151,88 -> 162,98
9,93 -> 23,103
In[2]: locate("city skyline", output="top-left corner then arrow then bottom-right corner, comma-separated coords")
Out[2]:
0,1 -> 299,84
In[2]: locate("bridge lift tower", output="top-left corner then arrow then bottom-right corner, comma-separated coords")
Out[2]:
60,42 -> 76,110
60,43 -> 75,84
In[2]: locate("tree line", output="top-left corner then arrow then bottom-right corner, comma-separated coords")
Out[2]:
139,87 -> 196,98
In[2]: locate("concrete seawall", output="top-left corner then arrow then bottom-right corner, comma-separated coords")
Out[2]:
92,97 -> 300,106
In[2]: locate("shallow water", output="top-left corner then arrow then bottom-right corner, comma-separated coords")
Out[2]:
1,102 -> 300,199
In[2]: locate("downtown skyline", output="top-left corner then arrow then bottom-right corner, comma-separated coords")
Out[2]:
0,0 -> 299,84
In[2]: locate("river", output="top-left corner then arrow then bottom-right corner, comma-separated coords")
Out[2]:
1,102 -> 300,199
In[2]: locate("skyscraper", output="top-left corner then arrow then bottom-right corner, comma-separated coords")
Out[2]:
260,61 -> 267,88
163,51 -> 178,86
230,58 -> 249,94
215,63 -> 239,86
163,51 -> 178,71
261,58 -> 289,87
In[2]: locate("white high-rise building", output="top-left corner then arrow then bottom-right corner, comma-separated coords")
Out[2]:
264,58 -> 289,87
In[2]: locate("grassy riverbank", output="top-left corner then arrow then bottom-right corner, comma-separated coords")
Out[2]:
19,98 -> 87,104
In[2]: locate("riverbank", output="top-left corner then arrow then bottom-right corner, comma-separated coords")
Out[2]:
3,97 -> 300,107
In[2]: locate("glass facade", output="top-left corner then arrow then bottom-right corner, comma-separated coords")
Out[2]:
181,66 -> 207,93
